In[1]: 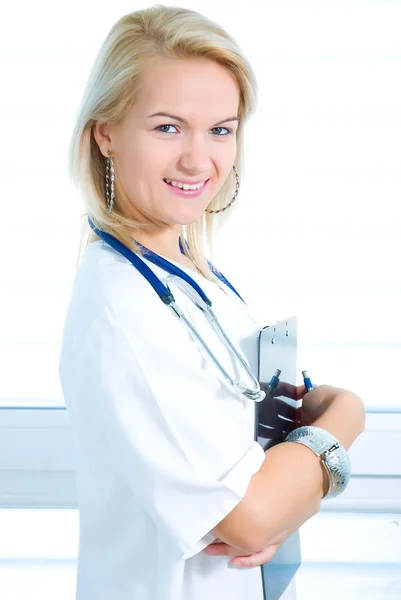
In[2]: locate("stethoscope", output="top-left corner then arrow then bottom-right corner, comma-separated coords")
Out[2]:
87,217 -> 266,402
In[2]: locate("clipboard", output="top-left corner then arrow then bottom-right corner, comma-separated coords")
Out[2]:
256,315 -> 301,600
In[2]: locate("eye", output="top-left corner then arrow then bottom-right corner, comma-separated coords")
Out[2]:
155,124 -> 178,134
155,124 -> 233,136
211,127 -> 232,136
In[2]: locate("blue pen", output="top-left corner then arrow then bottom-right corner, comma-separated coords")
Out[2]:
267,368 -> 281,392
302,370 -> 313,392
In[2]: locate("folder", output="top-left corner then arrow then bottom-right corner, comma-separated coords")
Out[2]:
256,315 -> 301,600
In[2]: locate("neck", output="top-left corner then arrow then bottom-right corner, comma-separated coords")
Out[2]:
132,228 -> 184,261
132,228 -> 202,275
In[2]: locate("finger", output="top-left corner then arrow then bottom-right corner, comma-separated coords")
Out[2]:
204,543 -> 241,557
275,382 -> 321,401
297,410 -> 314,427
231,544 -> 280,567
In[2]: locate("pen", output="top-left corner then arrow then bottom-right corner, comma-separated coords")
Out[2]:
268,368 -> 281,392
302,370 -> 313,392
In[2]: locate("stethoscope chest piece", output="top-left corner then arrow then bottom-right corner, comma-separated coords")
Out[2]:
87,216 -> 265,402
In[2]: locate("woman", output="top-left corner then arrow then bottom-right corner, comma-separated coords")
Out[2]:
58,6 -> 365,600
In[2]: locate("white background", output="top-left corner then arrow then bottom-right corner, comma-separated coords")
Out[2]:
0,3 -> 400,596
0,0 -> 400,410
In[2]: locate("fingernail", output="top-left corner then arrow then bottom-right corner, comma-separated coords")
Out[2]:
230,559 -> 244,567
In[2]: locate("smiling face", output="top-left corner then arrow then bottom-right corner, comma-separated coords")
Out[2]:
93,57 -> 240,234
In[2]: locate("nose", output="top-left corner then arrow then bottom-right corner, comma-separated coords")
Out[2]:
178,135 -> 213,174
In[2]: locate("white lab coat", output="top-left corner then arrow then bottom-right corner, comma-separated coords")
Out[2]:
58,239 -> 270,600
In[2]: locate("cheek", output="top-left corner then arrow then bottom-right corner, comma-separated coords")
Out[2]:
118,151 -> 160,189
214,144 -> 237,174
133,144 -> 167,180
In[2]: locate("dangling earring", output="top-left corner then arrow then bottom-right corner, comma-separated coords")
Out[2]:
105,150 -> 115,213
204,165 -> 240,214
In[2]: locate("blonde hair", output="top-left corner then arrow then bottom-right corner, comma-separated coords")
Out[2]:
68,4 -> 258,282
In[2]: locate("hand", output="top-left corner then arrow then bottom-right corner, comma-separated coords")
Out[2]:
298,383 -> 361,426
204,528 -> 293,567
258,380 -> 357,439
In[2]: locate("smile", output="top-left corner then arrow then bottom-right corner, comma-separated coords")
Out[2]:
163,178 -> 210,198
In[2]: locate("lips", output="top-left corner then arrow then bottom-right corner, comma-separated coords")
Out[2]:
163,178 -> 210,197
163,179 -> 209,188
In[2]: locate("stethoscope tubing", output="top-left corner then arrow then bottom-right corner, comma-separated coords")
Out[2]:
87,217 -> 265,402
87,217 -> 245,305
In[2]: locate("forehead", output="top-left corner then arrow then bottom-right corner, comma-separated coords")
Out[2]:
134,58 -> 240,121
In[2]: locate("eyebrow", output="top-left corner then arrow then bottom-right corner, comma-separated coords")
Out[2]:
147,112 -> 239,127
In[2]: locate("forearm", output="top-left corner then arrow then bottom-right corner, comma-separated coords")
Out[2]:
250,393 -> 365,552
311,391 -> 366,450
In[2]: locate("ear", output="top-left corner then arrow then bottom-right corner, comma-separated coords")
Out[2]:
92,122 -> 112,158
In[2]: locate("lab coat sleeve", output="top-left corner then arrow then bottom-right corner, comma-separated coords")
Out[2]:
75,305 -> 266,561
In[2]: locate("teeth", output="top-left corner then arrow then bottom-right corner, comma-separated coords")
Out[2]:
165,179 -> 205,190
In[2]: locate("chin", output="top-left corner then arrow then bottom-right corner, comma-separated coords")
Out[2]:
168,207 -> 207,226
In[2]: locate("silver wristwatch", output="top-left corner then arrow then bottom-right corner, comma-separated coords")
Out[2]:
284,426 -> 351,499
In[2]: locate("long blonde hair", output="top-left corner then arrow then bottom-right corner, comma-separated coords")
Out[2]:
68,5 -> 258,282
